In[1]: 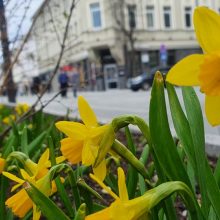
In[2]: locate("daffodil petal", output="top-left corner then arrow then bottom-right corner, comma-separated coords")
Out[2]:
89,173 -> 119,200
20,169 -> 32,182
85,207 -> 110,220
11,183 -> 23,192
60,137 -> 83,164
205,95 -> 220,126
117,167 -> 129,201
33,204 -> 41,220
92,159 -> 106,182
194,7 -> 220,53
78,96 -> 98,128
55,121 -> 87,140
38,148 -> 50,169
2,172 -> 25,184
166,54 -> 204,86
81,141 -> 97,166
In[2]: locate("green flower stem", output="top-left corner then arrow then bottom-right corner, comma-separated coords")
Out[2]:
77,178 -> 103,201
125,126 -> 138,199
48,136 -> 75,218
112,140 -> 152,187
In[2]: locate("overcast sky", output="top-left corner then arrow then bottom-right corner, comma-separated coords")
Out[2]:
6,0 -> 44,42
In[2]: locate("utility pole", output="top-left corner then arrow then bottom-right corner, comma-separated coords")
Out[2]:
0,0 -> 16,102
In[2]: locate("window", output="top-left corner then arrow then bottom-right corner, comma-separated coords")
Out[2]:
90,3 -> 102,28
163,6 -> 171,28
184,7 -> 192,28
128,5 -> 136,29
146,6 -> 154,28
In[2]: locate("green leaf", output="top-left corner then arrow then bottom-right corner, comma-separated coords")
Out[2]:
182,87 -> 220,218
48,136 -> 75,218
25,182 -> 70,220
149,72 -> 191,187
21,126 -> 28,155
28,131 -> 48,156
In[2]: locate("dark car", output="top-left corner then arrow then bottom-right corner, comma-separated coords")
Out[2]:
128,66 -> 170,91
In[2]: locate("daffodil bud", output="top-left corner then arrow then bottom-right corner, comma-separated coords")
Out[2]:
74,203 -> 86,220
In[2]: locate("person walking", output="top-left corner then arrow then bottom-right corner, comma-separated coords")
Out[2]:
58,70 -> 69,97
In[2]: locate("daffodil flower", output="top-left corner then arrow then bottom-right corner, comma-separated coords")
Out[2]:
2,149 -> 63,219
8,149 -> 65,179
2,114 -> 16,125
166,7 -> 220,126
56,96 -> 108,181
24,148 -> 65,179
86,168 -> 197,220
15,103 -> 30,116
2,169 -> 56,219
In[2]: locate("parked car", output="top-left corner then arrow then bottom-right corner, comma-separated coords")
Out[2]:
128,66 -> 170,91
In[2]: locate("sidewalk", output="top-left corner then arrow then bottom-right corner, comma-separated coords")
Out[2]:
1,89 -> 220,156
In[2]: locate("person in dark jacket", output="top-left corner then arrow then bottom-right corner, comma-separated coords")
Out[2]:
58,71 -> 68,97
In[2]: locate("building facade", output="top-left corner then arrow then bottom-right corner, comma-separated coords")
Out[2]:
31,0 -> 220,91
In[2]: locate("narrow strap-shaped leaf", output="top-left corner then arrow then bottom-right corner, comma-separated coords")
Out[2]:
182,86 -> 220,218
25,183 -> 71,220
167,83 -> 209,215
21,126 -> 28,155
149,72 -> 192,187
28,131 -> 48,156
214,156 -> 220,187
48,136 -> 75,218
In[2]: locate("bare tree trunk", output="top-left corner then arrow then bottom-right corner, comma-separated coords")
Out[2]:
0,0 -> 16,102
128,32 -> 136,77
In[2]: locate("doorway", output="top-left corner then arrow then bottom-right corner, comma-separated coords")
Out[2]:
104,64 -> 118,89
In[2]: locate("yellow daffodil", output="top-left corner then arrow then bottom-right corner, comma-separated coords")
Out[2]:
166,7 -> 220,126
3,169 -> 56,219
0,157 -> 6,174
56,96 -> 108,181
86,168 -> 193,220
15,103 -> 30,116
2,114 -> 16,125
24,148 -> 65,179
2,149 -> 64,218
86,167 -> 150,220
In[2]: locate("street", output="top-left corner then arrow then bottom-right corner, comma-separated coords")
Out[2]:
1,88 -> 220,155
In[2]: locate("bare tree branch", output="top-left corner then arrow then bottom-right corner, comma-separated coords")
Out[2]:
0,0 -> 76,139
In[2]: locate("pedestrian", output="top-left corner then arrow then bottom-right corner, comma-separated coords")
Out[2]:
58,70 -> 69,97
70,66 -> 80,98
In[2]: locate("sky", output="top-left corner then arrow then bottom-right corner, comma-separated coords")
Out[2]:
5,0 -> 44,43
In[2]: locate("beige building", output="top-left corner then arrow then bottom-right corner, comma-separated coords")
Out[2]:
31,0 -> 220,91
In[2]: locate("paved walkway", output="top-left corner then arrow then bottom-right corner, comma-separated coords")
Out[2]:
1,88 -> 220,155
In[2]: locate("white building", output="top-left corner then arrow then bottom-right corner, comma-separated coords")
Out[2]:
12,36 -> 39,95
31,0 -> 220,91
